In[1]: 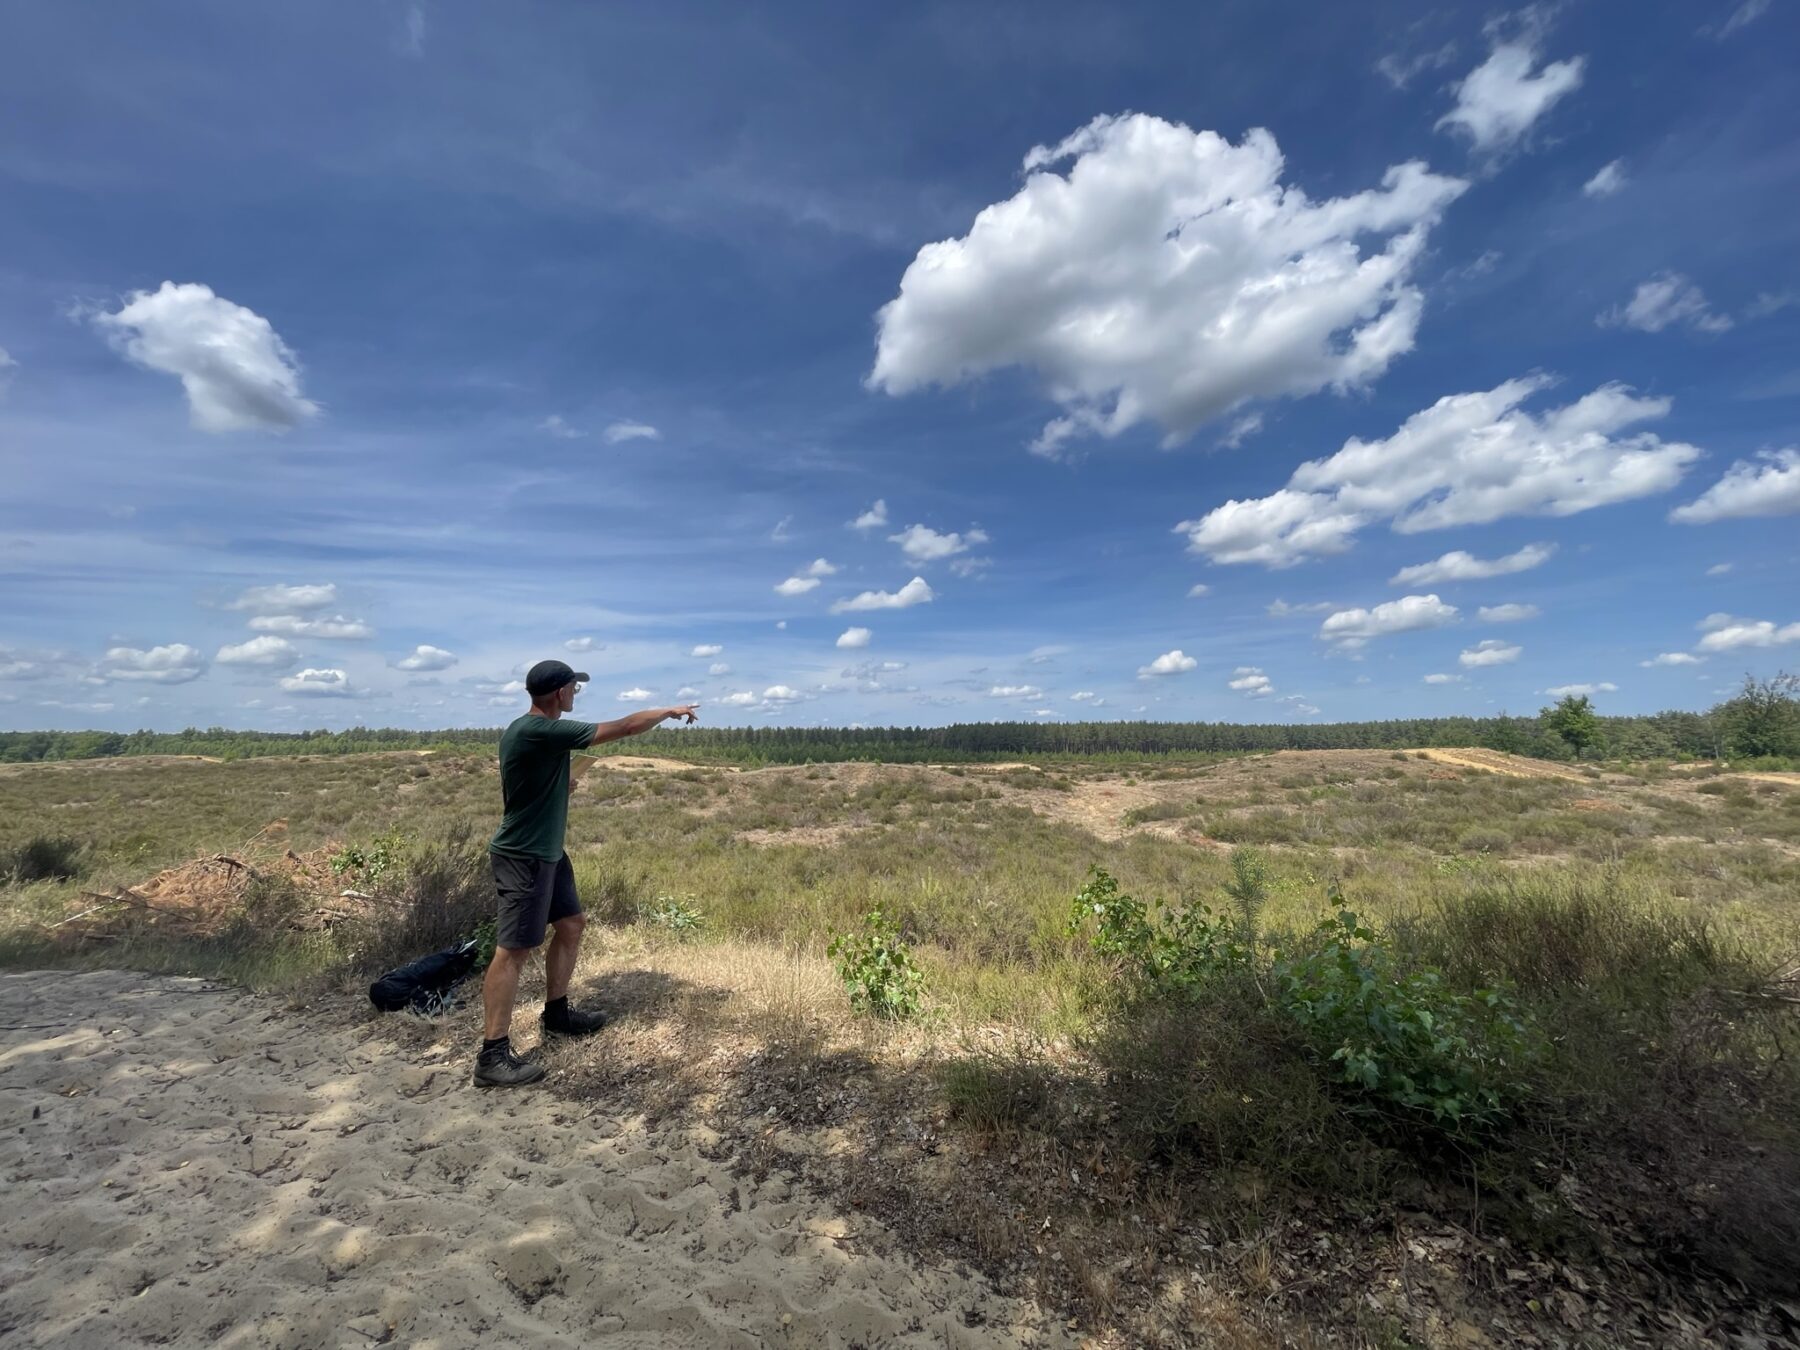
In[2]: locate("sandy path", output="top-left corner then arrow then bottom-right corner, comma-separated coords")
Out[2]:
0,971 -> 1067,1350
1415,748 -> 1588,782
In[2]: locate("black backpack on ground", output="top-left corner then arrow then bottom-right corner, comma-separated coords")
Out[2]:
368,938 -> 482,1013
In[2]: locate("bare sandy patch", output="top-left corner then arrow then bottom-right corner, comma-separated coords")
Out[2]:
735,824 -> 876,849
1416,748 -> 1588,782
0,969 -> 1066,1350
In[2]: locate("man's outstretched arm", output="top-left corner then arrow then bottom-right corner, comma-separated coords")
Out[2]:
585,704 -> 699,747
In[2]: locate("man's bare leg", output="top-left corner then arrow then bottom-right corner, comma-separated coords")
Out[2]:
481,947 -> 534,1041
544,913 -> 585,1002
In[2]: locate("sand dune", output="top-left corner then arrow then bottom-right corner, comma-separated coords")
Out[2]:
0,970 -> 1067,1349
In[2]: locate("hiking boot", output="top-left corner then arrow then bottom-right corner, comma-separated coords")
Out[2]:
541,1004 -> 608,1037
472,1041 -> 547,1088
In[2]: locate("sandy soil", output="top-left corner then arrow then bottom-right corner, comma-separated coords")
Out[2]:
0,970 -> 1069,1350
1414,748 -> 1589,782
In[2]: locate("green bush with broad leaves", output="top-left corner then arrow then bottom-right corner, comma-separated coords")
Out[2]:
329,831 -> 405,890
828,905 -> 924,1019
1067,855 -> 1540,1133
641,893 -> 704,940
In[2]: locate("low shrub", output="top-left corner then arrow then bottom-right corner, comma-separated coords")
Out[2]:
827,905 -> 924,1019
2,835 -> 85,884
641,893 -> 704,939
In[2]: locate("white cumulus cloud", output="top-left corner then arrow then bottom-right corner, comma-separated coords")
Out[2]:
1390,542 -> 1555,586
836,627 -> 872,650
774,575 -> 821,597
1070,690 -> 1099,702
1138,650 -> 1198,679
1696,614 -> 1800,652
762,685 -> 805,703
802,558 -> 839,578
1671,449 -> 1800,524
849,500 -> 889,531
1545,682 -> 1617,697
988,684 -> 1043,698
216,636 -> 299,668
617,687 -> 655,702
1477,603 -> 1540,623
1600,273 -> 1732,335
690,644 -> 723,657
280,668 -> 354,697
539,415 -> 582,439
718,692 -> 759,707
1229,667 -> 1273,696
869,113 -> 1467,455
1460,639 -> 1522,668
1423,673 -> 1463,684
603,420 -> 660,444
226,582 -> 336,612
1641,652 -> 1703,667
708,662 -> 731,676
395,644 -> 458,672
889,524 -> 988,563
831,576 -> 934,613
565,636 -> 597,653
98,643 -> 207,684
1267,599 -> 1336,616
1320,594 -> 1457,648
1179,378 -> 1700,567
1436,39 -> 1585,156
93,281 -> 318,432
1186,583 -> 1211,598
248,614 -> 374,639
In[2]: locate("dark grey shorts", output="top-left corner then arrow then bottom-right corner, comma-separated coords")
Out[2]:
490,851 -> 581,950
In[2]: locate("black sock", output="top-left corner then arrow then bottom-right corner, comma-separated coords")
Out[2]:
481,1035 -> 510,1056
544,996 -> 569,1020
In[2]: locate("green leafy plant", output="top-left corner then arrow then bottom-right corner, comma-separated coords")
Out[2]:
1066,864 -> 1254,996
1274,910 -> 1539,1131
827,905 -> 924,1019
329,831 -> 405,889
641,893 -> 704,939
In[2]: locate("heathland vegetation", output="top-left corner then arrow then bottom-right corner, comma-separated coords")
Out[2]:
3,692 -> 1798,1344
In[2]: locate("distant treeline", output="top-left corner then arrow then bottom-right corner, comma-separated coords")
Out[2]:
4,692 -> 1790,765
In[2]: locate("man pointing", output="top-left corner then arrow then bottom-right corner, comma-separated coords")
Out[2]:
474,659 -> 698,1088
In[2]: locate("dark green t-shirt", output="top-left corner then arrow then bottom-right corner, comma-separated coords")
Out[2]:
489,714 -> 598,861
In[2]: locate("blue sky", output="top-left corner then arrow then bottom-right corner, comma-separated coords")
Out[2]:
1,1 -> 1796,733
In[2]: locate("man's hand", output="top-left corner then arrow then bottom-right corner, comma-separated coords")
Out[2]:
664,705 -> 700,725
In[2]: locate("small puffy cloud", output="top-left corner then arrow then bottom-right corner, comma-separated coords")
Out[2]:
1180,379 -> 1700,567
1229,667 -> 1273,696
539,415 -> 583,439
395,644 -> 458,672
1460,639 -> 1522,668
1070,690 -> 1100,702
762,685 -> 805,704
718,691 -> 759,707
1582,160 -> 1627,198
708,662 -> 731,676
774,575 -> 821,597
1267,598 -> 1335,616
280,667 -> 354,697
216,636 -> 299,668
1696,614 -> 1800,652
850,500 -> 889,531
889,524 -> 988,563
92,281 -> 318,432
1641,652 -> 1703,667
831,576 -> 934,613
1320,594 -> 1457,648
1477,603 -> 1539,623
227,582 -> 336,612
249,614 -> 374,639
1423,673 -> 1463,684
1600,274 -> 1732,335
1436,39 -> 1585,156
988,684 -> 1043,698
565,636 -> 597,652
1390,541 -> 1555,586
1138,650 -> 1198,679
1187,583 -> 1211,598
1706,563 -> 1734,577
1545,682 -> 1617,697
803,558 -> 839,578
869,113 -> 1466,454
1671,449 -> 1800,524
98,643 -> 207,684
676,685 -> 700,698
603,420 -> 660,444
690,644 -> 723,657
836,627 -> 872,650
617,687 -> 655,702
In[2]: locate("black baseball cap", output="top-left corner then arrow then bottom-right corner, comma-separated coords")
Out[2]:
525,659 -> 588,697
